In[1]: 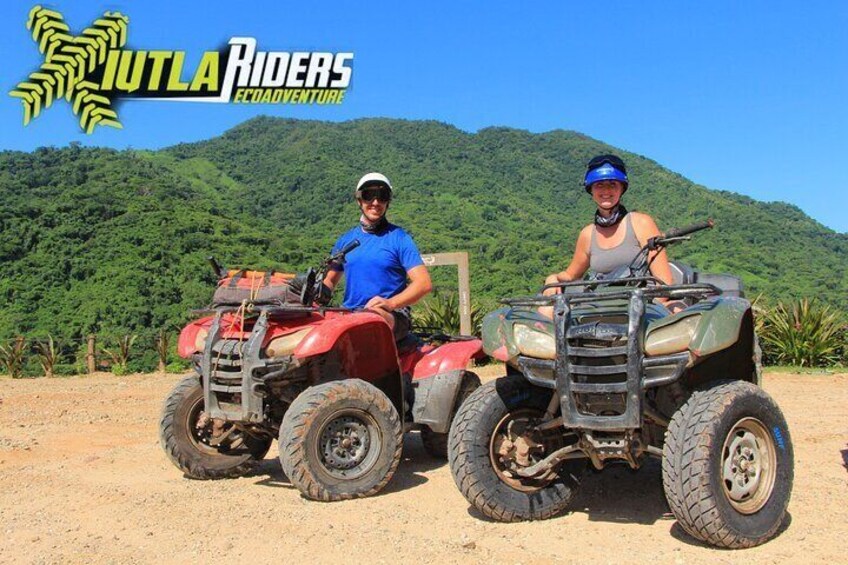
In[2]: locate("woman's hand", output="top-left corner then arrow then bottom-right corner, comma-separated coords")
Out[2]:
542,273 -> 562,296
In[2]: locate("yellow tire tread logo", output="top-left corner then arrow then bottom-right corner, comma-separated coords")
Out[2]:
10,6 -> 128,134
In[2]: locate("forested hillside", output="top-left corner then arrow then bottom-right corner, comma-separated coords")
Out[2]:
1,117 -> 846,344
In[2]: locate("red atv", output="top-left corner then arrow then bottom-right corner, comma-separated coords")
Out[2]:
159,241 -> 483,500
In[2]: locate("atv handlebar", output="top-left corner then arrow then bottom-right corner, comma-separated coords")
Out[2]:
663,219 -> 714,239
207,256 -> 225,278
647,219 -> 714,250
326,239 -> 361,268
541,219 -> 716,293
301,239 -> 361,306
337,239 -> 361,258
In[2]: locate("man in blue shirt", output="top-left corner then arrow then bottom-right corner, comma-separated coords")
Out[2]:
323,172 -> 432,339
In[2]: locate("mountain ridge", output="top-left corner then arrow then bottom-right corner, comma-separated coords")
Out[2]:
1,117 -> 844,343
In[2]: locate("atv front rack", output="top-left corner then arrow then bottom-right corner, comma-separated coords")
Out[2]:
199,303 -> 353,423
505,282 -> 720,431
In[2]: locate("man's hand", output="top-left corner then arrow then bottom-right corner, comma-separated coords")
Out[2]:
365,296 -> 394,312
315,284 -> 333,306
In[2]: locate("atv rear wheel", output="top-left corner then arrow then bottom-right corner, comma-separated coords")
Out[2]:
662,380 -> 793,548
279,379 -> 402,501
421,371 -> 482,459
448,375 -> 584,521
159,376 -> 272,479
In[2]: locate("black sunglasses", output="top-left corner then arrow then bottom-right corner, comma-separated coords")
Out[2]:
359,187 -> 391,202
586,154 -> 627,173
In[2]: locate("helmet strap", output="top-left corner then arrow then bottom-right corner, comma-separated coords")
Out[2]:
594,204 -> 628,228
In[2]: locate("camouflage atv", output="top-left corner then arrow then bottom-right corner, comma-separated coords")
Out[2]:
448,220 -> 793,549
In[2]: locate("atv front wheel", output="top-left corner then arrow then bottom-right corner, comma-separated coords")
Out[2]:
279,379 -> 403,501
662,380 -> 793,548
159,376 -> 272,479
448,375 -> 584,521
421,371 -> 482,459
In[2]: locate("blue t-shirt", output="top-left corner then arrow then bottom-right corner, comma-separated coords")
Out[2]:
331,223 -> 424,309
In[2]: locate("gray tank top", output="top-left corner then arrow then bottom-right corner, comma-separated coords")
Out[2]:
590,214 -> 642,274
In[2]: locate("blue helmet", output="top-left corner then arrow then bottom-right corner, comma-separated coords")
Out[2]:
583,154 -> 628,193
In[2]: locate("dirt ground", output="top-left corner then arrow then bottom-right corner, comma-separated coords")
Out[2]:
0,367 -> 845,565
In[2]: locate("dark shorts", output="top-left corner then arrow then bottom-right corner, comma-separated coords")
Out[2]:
392,306 -> 412,341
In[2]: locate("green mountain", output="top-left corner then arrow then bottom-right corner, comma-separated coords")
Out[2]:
2,117 -> 846,347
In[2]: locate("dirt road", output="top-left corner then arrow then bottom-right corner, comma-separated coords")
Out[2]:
1,368 -> 846,564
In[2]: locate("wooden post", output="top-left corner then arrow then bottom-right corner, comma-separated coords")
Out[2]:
86,334 -> 96,374
420,252 -> 472,335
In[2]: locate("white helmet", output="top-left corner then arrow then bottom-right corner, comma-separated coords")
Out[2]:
355,172 -> 393,196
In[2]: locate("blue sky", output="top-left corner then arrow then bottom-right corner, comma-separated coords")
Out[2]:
1,1 -> 846,232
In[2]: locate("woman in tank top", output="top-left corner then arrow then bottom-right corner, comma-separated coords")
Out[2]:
542,154 -> 686,314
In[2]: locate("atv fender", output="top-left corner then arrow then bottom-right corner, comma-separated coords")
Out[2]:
646,296 -> 752,357
177,316 -> 213,358
688,297 -> 752,356
409,339 -> 483,433
410,339 -> 484,380
293,312 -> 404,413
410,370 -> 465,433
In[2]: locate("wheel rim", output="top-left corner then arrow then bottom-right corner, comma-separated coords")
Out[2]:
185,394 -> 252,456
316,409 -> 381,480
488,408 -> 562,492
720,417 -> 777,514
185,395 -> 225,455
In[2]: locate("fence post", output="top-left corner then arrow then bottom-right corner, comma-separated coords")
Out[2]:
87,334 -> 97,374
420,251 -> 472,335
158,332 -> 167,373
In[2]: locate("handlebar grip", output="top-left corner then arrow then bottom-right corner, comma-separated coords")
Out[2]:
664,219 -> 714,239
338,239 -> 361,256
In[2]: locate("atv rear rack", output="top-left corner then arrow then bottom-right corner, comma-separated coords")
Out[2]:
192,302 -> 353,316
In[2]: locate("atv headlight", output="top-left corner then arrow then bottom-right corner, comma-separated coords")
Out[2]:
266,328 -> 313,358
194,328 -> 209,353
645,315 -> 701,356
513,324 -> 556,360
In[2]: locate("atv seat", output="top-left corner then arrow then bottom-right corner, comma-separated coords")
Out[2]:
669,261 -> 695,285
694,272 -> 745,298
396,333 -> 422,356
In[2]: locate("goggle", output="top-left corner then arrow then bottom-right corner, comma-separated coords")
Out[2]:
586,155 -> 627,174
358,186 -> 391,202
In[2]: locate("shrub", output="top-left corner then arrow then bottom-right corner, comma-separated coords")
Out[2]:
760,298 -> 845,367
165,360 -> 191,373
53,363 -> 79,376
413,290 -> 485,336
101,334 -> 137,374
